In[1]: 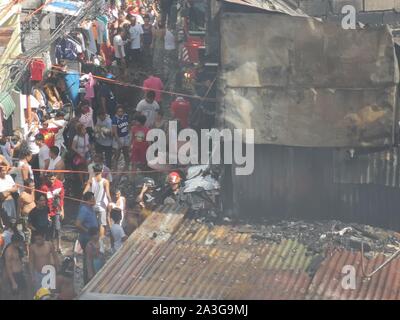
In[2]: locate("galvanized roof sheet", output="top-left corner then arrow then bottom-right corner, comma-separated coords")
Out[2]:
80,205 -> 314,299
307,250 -> 400,300
80,205 -> 400,300
221,0 -> 309,17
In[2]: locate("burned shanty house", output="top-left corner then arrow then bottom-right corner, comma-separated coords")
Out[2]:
207,0 -> 400,230
79,0 -> 400,300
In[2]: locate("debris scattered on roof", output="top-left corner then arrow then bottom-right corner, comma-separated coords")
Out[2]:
80,205 -> 400,300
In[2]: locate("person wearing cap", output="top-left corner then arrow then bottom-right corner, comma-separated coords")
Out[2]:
34,287 -> 52,300
158,171 -> 185,205
39,172 -> 64,253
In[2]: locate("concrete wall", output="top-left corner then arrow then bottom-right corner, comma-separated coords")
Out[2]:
294,0 -> 400,25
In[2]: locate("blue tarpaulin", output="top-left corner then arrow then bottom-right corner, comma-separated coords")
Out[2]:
64,72 -> 80,109
43,0 -> 84,16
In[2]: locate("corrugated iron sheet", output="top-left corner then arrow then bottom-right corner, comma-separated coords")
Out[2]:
230,145 -> 336,221
80,207 -> 315,299
333,147 -> 400,187
307,250 -> 400,300
80,204 -> 400,300
81,204 -> 188,297
219,11 -> 399,147
221,0 -> 308,17
228,144 -> 400,231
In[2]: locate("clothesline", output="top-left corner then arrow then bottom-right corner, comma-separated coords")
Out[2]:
0,164 -> 188,175
50,65 -> 218,102
13,182 -> 144,216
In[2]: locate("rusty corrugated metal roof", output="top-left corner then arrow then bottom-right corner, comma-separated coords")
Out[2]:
80,205 -> 400,300
80,206 -> 314,299
307,250 -> 400,300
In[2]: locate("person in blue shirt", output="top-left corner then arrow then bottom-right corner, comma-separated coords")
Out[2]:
111,106 -> 130,170
75,192 -> 98,250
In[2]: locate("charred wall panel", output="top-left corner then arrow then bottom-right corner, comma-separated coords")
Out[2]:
333,147 -> 400,187
231,145 -> 336,221
333,183 -> 400,230
230,146 -> 400,230
219,12 -> 399,147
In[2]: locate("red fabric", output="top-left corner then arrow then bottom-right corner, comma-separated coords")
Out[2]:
171,98 -> 191,129
30,59 -> 46,81
39,128 -> 59,148
40,179 -> 65,217
131,125 -> 150,164
143,76 -> 164,103
100,43 -> 115,67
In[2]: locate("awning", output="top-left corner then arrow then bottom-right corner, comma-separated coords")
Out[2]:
0,92 -> 16,119
42,0 -> 84,16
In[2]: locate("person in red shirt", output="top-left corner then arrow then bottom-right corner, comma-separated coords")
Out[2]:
170,96 -> 191,129
100,41 -> 115,68
40,172 -> 64,253
39,120 -> 59,148
131,114 -> 150,171
143,73 -> 164,104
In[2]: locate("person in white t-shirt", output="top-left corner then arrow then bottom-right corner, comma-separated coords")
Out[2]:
48,111 -> 67,152
128,16 -> 144,67
136,90 -> 160,128
113,27 -> 127,78
0,166 -> 18,220
110,208 -> 127,253
35,133 -> 50,175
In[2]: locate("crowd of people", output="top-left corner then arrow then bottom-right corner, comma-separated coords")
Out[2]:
0,0 -> 211,300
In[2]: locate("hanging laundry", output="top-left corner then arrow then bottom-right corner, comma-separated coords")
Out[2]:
42,52 -> 52,72
67,36 -> 83,54
30,59 -> 46,81
81,20 -> 97,55
75,32 -> 86,52
96,15 -> 109,45
84,73 -> 97,100
55,38 -> 79,61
